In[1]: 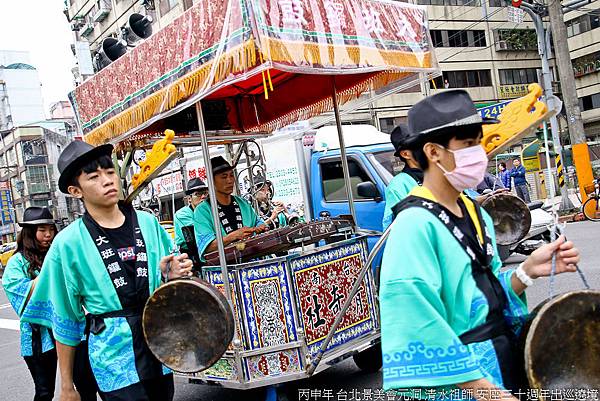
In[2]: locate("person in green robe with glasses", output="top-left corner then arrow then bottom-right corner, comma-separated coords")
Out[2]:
193,156 -> 267,260
21,141 -> 193,401
380,90 -> 580,399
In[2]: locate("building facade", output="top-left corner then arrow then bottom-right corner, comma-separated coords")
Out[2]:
0,50 -> 46,131
0,124 -> 80,241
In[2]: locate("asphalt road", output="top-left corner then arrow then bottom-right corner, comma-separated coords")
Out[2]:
0,221 -> 598,401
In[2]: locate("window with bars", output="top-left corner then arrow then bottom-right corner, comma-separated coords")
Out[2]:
580,93 -> 600,112
498,68 -> 538,85
159,0 -> 178,16
430,70 -> 492,88
566,13 -> 600,37
431,30 -> 486,48
418,0 -> 481,5
26,166 -> 50,194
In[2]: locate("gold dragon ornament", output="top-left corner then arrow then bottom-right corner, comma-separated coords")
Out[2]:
131,129 -> 177,190
482,83 -> 550,158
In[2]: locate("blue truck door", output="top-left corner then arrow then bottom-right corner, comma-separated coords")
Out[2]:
312,153 -> 386,231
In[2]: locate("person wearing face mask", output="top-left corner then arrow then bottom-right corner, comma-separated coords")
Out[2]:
382,123 -> 423,230
379,90 -> 581,399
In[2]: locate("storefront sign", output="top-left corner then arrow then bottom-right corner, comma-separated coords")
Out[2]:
498,84 -> 529,99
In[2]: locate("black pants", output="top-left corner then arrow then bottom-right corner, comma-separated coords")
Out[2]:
23,348 -> 57,401
100,374 -> 174,401
74,340 -> 103,401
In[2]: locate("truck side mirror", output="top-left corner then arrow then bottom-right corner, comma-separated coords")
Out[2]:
357,182 -> 382,202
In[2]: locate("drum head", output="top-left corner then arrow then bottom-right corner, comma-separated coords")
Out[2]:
481,193 -> 531,245
143,278 -> 234,373
525,291 -> 600,389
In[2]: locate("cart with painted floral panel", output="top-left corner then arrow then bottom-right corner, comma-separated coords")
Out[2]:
68,0 -> 438,390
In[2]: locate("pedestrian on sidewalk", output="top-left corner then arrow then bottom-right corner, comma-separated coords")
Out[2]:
510,158 -> 531,202
498,162 -> 511,190
20,141 -> 193,401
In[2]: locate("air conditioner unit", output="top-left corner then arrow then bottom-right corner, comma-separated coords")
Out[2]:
93,0 -> 112,23
70,21 -> 83,31
496,40 -> 509,51
81,22 -> 95,37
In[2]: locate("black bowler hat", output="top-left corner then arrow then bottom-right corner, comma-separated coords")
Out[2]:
185,177 -> 208,195
210,156 -> 233,175
58,141 -> 113,193
18,207 -> 54,227
408,90 -> 498,139
391,123 -> 417,157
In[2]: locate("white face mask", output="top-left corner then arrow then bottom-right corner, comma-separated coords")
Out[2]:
436,144 -> 488,192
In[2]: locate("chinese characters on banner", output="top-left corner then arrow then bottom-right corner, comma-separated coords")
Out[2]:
0,181 -> 13,225
272,0 -> 427,42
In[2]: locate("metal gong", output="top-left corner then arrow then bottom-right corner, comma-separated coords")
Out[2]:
481,193 -> 531,245
525,291 -> 600,389
143,278 -> 235,373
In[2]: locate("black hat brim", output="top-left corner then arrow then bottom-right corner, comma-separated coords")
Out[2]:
212,165 -> 233,176
58,144 -> 114,193
18,219 -> 55,227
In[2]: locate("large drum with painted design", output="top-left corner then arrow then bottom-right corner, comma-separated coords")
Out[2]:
142,277 -> 235,373
524,290 -> 600,389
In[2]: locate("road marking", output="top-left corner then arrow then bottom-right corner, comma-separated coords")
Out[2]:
0,303 -> 12,310
0,318 -> 19,331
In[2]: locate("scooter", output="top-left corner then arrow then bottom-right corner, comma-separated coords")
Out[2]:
513,201 -> 553,255
497,200 -> 553,261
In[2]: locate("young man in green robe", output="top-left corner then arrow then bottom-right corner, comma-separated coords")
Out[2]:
380,90 -> 580,398
174,177 -> 208,269
194,156 -> 267,259
174,177 -> 208,248
382,123 -> 423,230
21,141 -> 193,401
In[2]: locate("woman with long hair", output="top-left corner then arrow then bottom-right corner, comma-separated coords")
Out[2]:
2,207 -> 57,401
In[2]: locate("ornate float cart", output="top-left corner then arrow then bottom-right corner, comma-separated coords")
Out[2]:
68,0 -> 562,392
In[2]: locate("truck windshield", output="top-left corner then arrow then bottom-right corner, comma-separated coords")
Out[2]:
370,150 -> 403,184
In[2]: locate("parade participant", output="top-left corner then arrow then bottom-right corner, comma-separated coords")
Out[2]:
382,123 -> 423,230
194,156 -> 267,258
174,177 -> 208,268
2,207 -> 57,401
21,141 -> 193,401
380,90 -> 580,398
510,158 -> 530,202
253,177 -> 295,229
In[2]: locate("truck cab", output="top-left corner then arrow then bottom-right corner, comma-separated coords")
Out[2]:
301,125 -> 400,271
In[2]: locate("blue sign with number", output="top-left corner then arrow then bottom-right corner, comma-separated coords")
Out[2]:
0,189 -> 13,224
477,101 -> 512,120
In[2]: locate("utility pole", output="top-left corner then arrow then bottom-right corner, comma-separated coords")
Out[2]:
546,0 -> 595,208
520,2 -> 572,209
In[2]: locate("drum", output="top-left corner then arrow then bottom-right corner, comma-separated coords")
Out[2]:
481,193 -> 531,245
524,290 -> 600,389
142,278 -> 235,373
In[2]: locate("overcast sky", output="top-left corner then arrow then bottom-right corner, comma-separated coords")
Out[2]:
0,0 -> 75,116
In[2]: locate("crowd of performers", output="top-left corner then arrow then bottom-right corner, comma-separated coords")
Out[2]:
3,90 -> 581,401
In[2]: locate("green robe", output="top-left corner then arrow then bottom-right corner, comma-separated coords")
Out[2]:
382,172 -> 418,230
21,210 -> 172,392
193,195 -> 263,259
174,205 -> 195,247
380,186 -> 528,394
2,252 -> 54,357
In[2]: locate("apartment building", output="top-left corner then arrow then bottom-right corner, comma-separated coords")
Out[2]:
0,125 -> 79,240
